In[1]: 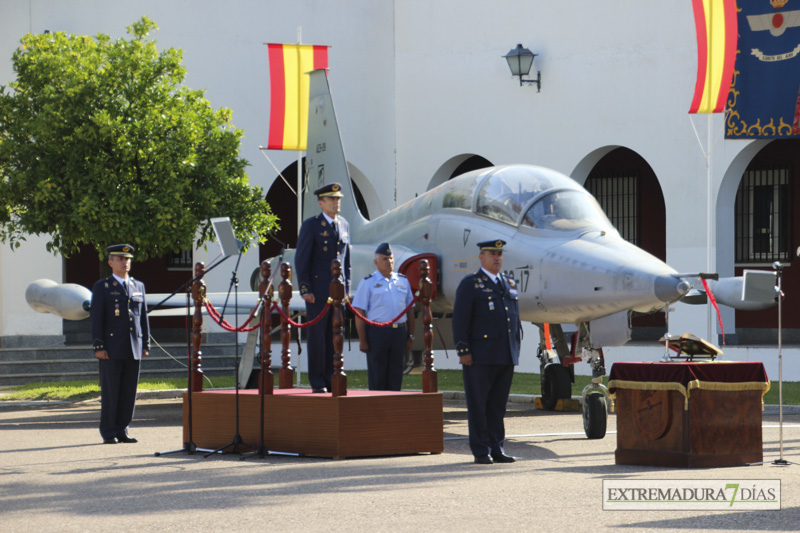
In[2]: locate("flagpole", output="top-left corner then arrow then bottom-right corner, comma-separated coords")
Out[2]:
706,115 -> 713,342
296,27 -> 304,240
296,27 -> 304,389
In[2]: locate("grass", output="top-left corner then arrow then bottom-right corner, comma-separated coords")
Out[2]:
3,370 -> 798,405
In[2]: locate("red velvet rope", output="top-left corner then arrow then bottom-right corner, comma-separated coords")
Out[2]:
345,296 -> 418,327
271,300 -> 332,328
204,299 -> 263,333
701,278 -> 725,346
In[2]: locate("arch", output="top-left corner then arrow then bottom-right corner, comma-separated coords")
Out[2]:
428,154 -> 493,191
582,147 -> 666,260
718,139 -> 800,342
716,140 -> 769,280
347,162 -> 380,220
579,146 -> 667,340
570,146 -> 621,186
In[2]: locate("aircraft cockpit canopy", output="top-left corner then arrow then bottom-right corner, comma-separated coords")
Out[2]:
521,190 -> 614,232
471,165 -> 614,233
475,166 -> 550,225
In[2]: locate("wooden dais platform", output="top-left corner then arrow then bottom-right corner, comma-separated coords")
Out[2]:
183,388 -> 444,459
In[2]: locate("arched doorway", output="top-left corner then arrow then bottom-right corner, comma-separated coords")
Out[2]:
583,147 -> 667,340
429,154 -> 493,190
730,139 -> 799,344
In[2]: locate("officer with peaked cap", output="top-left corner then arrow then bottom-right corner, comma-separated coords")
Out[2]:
295,182 -> 351,392
452,239 -> 521,464
352,243 -> 416,390
90,244 -> 150,444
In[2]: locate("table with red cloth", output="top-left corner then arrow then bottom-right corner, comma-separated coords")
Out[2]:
608,361 -> 770,468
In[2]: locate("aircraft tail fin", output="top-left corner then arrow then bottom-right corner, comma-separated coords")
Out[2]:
304,69 -> 367,233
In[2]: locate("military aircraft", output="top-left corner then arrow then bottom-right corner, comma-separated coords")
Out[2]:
26,69 -> 777,439
294,69 -> 777,438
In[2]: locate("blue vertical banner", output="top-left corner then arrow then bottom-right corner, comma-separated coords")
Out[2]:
726,0 -> 800,138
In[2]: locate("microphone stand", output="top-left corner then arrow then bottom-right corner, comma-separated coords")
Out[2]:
243,254 -> 282,459
156,255 -> 232,457
206,248 -> 254,458
750,262 -> 794,467
238,252 -> 302,460
768,262 -> 793,466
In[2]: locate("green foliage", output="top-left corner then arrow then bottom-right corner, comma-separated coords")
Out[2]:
0,17 -> 277,259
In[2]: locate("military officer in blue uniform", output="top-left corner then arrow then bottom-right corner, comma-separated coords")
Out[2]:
352,243 -> 416,391
295,183 -> 351,393
90,244 -> 150,444
452,239 -> 521,464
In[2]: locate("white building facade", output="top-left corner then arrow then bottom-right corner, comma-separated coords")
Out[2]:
1,1 -> 797,378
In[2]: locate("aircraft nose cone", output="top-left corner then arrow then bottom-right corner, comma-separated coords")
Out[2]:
654,275 -> 691,303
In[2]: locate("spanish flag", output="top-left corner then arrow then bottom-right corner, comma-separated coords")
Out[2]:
689,0 -> 738,114
267,43 -> 329,150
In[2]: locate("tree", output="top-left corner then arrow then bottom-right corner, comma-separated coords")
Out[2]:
0,17 -> 277,260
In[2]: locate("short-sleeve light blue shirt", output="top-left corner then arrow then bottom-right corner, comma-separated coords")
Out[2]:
352,270 -> 414,323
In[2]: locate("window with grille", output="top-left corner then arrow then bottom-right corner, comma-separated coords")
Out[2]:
584,174 -> 639,245
166,249 -> 193,271
735,168 -> 791,264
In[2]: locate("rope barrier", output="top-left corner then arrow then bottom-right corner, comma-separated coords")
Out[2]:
345,296 -> 418,327
202,290 -> 417,333
203,299 -> 263,333
271,300 -> 332,328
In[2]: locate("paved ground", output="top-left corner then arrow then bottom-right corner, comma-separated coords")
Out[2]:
1,394 -> 799,533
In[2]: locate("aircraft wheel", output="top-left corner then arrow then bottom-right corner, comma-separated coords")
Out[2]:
583,392 -> 607,439
540,364 -> 571,411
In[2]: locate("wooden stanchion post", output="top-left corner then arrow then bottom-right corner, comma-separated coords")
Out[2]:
330,259 -> 347,397
419,259 -> 437,393
190,262 -> 206,393
279,262 -> 294,389
259,260 -> 274,395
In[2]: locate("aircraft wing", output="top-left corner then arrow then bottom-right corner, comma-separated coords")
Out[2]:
148,290 -> 308,317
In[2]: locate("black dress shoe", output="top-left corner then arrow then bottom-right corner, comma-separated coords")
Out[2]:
491,453 -> 516,463
103,437 -> 117,444
117,435 -> 138,443
312,387 -> 328,393
474,454 -> 494,464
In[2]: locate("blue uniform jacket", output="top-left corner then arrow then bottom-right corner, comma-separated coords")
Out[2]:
295,213 -> 351,299
91,276 -> 150,360
452,270 -> 521,365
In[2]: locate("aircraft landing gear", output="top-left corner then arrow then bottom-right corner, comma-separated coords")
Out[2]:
537,323 -> 573,411
580,347 -> 609,439
582,389 -> 607,439
541,362 -> 571,410
537,323 -> 610,439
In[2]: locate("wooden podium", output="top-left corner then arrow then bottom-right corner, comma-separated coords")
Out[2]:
609,361 -> 769,468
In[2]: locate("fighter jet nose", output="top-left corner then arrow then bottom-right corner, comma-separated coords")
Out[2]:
654,275 -> 691,303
